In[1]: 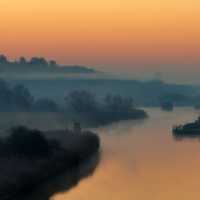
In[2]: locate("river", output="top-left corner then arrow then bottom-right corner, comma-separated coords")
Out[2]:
31,107 -> 200,200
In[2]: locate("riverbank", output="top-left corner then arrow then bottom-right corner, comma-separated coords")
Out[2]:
0,127 -> 100,200
73,108 -> 148,127
0,110 -> 147,131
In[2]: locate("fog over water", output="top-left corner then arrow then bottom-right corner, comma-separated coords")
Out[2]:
45,107 -> 200,200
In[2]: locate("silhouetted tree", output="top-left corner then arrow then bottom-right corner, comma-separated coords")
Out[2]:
0,79 -> 12,109
12,85 -> 34,110
0,54 -> 8,64
18,57 -> 27,65
49,60 -> 57,66
29,57 -> 48,66
66,90 -> 97,113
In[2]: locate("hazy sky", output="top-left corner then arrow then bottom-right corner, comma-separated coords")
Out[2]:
1,0 -> 200,83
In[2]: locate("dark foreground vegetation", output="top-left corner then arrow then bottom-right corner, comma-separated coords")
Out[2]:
0,126 -> 100,200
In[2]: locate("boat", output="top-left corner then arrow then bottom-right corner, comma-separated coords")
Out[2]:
160,101 -> 173,111
172,117 -> 200,137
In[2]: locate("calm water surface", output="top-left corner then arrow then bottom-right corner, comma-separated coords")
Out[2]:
50,107 -> 200,200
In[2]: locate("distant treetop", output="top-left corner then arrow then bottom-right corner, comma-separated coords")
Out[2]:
0,54 -> 97,73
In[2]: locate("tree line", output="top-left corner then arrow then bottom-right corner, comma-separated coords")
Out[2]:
65,90 -> 147,125
0,54 -> 57,67
0,79 -> 147,125
0,79 -> 59,112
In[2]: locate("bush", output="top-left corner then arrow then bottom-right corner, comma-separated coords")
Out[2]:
5,126 -> 51,158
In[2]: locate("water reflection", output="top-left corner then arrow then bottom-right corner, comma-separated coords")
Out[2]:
51,107 -> 200,200
19,108 -> 200,200
19,153 -> 100,200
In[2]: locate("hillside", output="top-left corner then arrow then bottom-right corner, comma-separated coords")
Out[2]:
0,54 -> 97,78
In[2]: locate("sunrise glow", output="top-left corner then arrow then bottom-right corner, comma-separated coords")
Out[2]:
1,0 -> 200,74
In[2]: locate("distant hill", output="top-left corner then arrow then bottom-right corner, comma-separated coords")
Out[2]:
0,54 -> 97,76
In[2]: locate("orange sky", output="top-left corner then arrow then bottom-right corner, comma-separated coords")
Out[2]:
1,0 -> 200,80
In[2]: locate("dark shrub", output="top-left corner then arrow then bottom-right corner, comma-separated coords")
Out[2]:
6,126 -> 51,158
